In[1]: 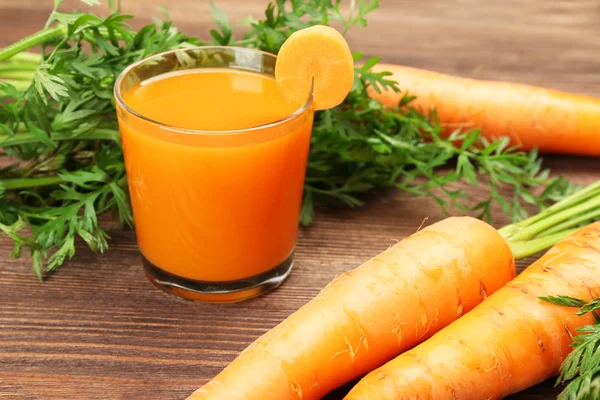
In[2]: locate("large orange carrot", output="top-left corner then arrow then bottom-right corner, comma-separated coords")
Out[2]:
345,222 -> 600,400
369,64 -> 600,156
188,217 -> 515,400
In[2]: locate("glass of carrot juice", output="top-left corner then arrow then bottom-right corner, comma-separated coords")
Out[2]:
114,47 -> 314,303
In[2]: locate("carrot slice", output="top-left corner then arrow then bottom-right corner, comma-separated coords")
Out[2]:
275,25 -> 355,111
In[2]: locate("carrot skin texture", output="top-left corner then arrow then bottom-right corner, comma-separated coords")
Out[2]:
346,222 -> 600,400
188,217 -> 515,400
369,64 -> 600,156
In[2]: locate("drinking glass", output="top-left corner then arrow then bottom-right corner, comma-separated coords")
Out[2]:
114,47 -> 314,302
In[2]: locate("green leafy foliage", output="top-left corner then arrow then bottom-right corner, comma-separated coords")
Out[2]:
0,0 -> 573,276
299,62 -> 571,224
0,2 -> 196,277
209,3 -> 233,45
542,296 -> 600,399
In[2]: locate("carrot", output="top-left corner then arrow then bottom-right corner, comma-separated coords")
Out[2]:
368,64 -> 600,156
187,217 -> 515,400
187,182 -> 600,400
345,222 -> 600,400
275,25 -> 354,111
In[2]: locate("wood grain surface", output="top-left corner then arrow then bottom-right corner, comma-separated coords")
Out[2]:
1,1 -> 600,399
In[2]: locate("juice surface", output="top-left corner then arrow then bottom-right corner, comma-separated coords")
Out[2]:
119,69 -> 313,281
126,69 -> 299,130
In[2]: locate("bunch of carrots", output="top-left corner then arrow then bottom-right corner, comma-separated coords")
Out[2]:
189,191 -> 600,400
189,199 -> 600,400
187,20 -> 600,400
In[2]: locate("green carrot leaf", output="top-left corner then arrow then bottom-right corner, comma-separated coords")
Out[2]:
33,63 -> 68,102
540,295 -> 586,308
540,296 -> 600,399
209,2 -> 233,45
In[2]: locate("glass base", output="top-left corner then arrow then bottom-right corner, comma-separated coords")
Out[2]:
142,252 -> 294,303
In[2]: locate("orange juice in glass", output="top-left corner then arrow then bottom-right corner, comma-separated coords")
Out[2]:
114,47 -> 314,302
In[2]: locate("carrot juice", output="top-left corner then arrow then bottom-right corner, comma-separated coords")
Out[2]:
115,47 -> 314,301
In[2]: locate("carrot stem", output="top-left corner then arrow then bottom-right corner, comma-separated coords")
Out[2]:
501,181 -> 600,235
538,208 -> 600,238
0,129 -> 120,147
0,71 -> 35,80
0,175 -> 64,190
0,79 -> 31,92
508,229 -> 578,259
0,26 -> 66,62
0,63 -> 37,73
508,197 -> 600,241
499,181 -> 600,258
9,52 -> 42,65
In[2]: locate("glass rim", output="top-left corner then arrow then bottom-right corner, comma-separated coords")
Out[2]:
113,46 -> 314,136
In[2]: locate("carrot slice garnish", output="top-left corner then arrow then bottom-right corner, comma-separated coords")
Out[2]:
275,25 -> 355,111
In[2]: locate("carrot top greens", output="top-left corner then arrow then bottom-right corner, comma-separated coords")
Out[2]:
542,295 -> 600,400
0,0 -> 572,277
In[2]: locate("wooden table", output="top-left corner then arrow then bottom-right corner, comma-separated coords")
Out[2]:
1,1 -> 600,399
